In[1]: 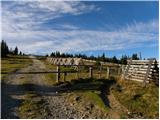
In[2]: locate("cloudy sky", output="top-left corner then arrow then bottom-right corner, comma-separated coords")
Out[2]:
1,1 -> 159,59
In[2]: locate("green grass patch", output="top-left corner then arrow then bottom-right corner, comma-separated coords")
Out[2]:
1,55 -> 32,81
112,80 -> 159,118
62,78 -> 109,111
83,91 -> 109,111
18,92 -> 45,119
44,73 -> 57,85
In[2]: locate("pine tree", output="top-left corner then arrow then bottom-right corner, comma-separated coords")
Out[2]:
112,56 -> 118,63
19,51 -> 22,55
101,53 -> 105,61
14,46 -> 18,55
120,55 -> 128,65
1,40 -> 9,57
132,53 -> 139,60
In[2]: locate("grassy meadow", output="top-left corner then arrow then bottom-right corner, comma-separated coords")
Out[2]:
111,79 -> 159,118
1,55 -> 32,82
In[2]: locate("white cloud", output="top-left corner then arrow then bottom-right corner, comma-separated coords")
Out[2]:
1,1 -> 158,55
2,1 -> 98,32
2,19 -> 158,54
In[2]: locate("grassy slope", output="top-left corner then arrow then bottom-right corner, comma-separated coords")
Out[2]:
59,78 -> 110,112
1,55 -> 32,81
111,80 -> 159,118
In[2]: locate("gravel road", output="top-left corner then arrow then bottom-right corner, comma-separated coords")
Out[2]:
1,56 -> 127,119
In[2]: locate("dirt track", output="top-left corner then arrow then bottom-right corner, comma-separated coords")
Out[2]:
1,56 -> 127,119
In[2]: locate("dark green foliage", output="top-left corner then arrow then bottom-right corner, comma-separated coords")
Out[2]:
120,55 -> 128,65
1,40 -> 23,57
14,46 -> 18,55
19,51 -> 22,55
132,53 -> 139,60
1,40 -> 9,57
112,56 -> 118,63
50,52 -> 55,57
100,53 -> 106,62
49,51 -> 144,65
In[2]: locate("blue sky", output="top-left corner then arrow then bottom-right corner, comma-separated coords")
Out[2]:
1,1 -> 159,59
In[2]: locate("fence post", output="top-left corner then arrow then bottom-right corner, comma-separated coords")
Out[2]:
63,72 -> 67,82
122,59 -> 132,80
99,65 -> 102,79
107,67 -> 110,79
76,66 -> 79,79
89,66 -> 93,78
143,60 -> 153,87
56,65 -> 60,83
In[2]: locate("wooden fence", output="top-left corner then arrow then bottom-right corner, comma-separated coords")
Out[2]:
46,57 -> 159,86
121,60 -> 159,86
46,57 -> 122,82
53,65 -> 122,83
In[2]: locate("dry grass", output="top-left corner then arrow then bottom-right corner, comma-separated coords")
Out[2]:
1,55 -> 32,81
111,79 -> 159,118
18,92 -> 46,119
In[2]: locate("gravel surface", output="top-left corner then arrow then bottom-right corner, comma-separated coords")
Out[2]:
1,56 -> 127,119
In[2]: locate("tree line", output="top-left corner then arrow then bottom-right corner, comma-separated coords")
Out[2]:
1,40 -> 24,58
49,51 -> 140,65
1,40 -> 140,64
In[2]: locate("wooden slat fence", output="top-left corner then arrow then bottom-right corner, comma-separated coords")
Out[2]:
122,60 -> 159,86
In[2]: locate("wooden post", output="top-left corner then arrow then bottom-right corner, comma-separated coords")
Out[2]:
122,59 -> 132,80
99,65 -> 102,79
76,66 -> 79,79
56,65 -> 60,83
89,66 -> 93,78
63,72 -> 67,82
143,60 -> 153,87
107,67 -> 110,79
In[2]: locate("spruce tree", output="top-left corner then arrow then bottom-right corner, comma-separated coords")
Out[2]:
19,51 -> 22,55
1,40 -> 9,57
14,46 -> 18,55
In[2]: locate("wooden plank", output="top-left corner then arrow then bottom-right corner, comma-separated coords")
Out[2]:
128,60 -> 159,63
123,59 -> 132,80
129,65 -> 155,69
125,77 -> 148,82
130,78 -> 149,83
143,60 -> 153,86
127,73 -> 146,78
129,75 -> 147,80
